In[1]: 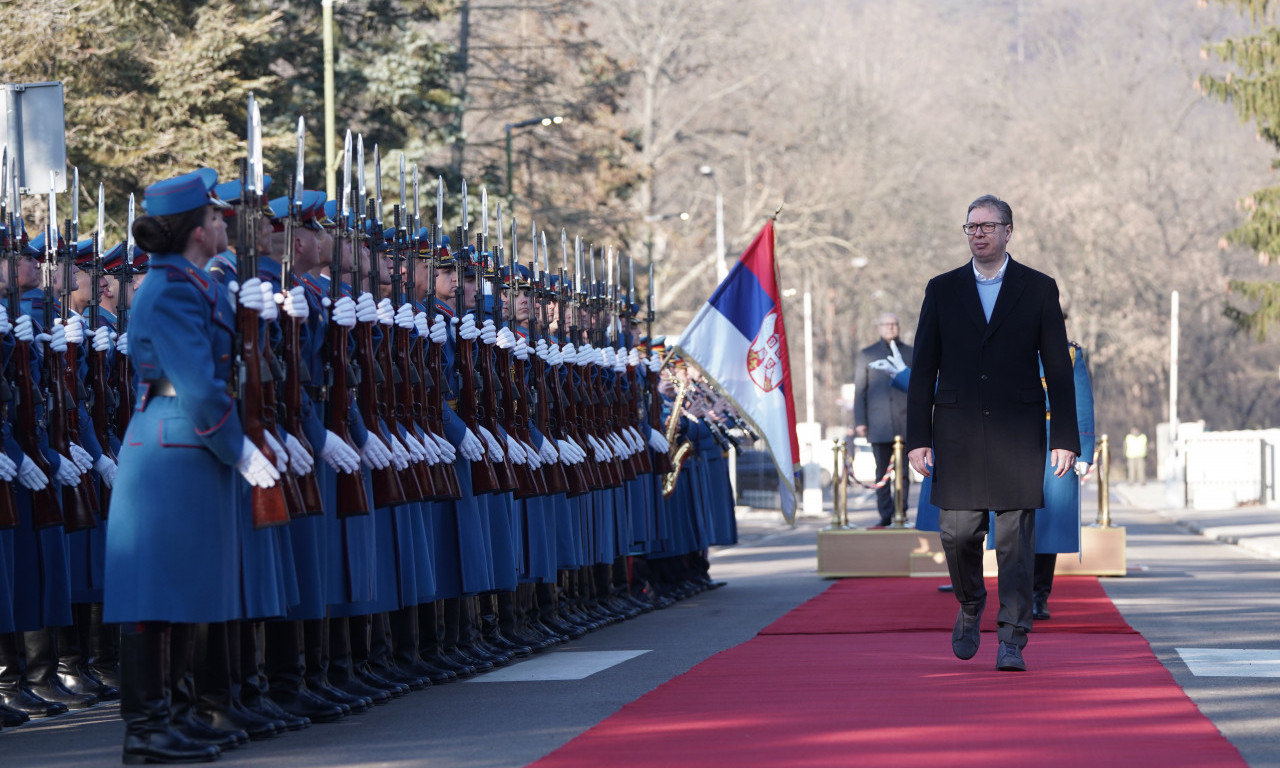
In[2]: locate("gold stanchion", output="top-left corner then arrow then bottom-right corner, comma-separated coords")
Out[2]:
825,438 -> 849,530
891,435 -> 907,528
1095,434 -> 1112,527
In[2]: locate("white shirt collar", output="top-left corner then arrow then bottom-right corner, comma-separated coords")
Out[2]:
973,253 -> 1009,283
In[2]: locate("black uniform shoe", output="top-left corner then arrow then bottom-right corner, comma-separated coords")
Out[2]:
1032,597 -> 1051,621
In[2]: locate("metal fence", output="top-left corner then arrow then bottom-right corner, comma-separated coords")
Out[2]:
1183,431 -> 1278,509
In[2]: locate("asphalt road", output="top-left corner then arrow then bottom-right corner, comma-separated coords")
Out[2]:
6,487 -> 1280,767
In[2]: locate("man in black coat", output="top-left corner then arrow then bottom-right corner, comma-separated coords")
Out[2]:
853,314 -> 913,526
906,194 -> 1079,673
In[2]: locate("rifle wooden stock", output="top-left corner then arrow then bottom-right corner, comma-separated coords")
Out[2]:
323,321 -> 371,517
457,337 -> 502,495
355,322 -> 407,507
393,324 -> 443,501
88,346 -> 117,517
47,344 -> 97,533
625,368 -> 652,474
497,346 -> 543,499
281,314 -> 325,515
475,340 -> 520,494
648,368 -> 673,474
376,322 -> 426,503
0,400 -> 15,528
554,364 -> 595,494
418,334 -> 462,500
238,304 -> 290,529
529,355 -> 570,496
13,341 -> 62,528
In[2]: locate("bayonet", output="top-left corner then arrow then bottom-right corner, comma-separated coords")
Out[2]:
481,186 -> 489,259
435,175 -> 444,246
341,130 -> 352,221
95,184 -> 105,262
250,97 -> 264,195
461,179 -> 469,241
126,194 -> 135,261
398,153 -> 407,229
356,134 -> 366,219
373,143 -> 383,224
295,116 -> 306,208
412,164 -> 420,233
70,167 -> 79,244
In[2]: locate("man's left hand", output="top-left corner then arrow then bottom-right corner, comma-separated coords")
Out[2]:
1051,449 -> 1078,478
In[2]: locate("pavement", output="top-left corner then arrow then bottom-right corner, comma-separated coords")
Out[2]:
7,482 -> 1280,766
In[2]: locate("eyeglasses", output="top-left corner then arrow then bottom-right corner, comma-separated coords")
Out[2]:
962,221 -> 1008,236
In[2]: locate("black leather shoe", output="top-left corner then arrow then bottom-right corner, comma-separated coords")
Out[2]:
122,730 -> 220,765
268,687 -> 345,724
996,642 -> 1027,672
197,702 -> 282,741
951,606 -> 982,661
0,683 -> 67,717
0,702 -> 29,727
1032,598 -> 1051,621
173,712 -> 247,750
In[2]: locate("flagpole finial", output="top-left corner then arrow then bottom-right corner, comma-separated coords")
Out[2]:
770,203 -> 784,221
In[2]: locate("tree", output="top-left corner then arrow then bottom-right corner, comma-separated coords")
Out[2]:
1200,0 -> 1280,338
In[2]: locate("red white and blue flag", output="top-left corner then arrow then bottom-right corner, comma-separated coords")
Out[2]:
674,220 -> 799,522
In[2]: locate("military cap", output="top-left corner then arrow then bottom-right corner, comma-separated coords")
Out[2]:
144,170 -> 219,217
213,174 -> 273,217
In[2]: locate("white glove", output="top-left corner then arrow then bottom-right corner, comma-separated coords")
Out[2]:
614,347 -> 628,373
58,314 -> 84,346
17,454 -> 48,490
458,314 -> 480,341
628,348 -> 641,367
477,425 -> 504,462
376,297 -> 395,326
68,442 -> 94,473
547,344 -> 563,367
608,432 -> 631,458
514,336 -> 530,361
320,430 -> 361,473
400,431 -> 427,463
568,435 -> 590,463
410,430 -> 440,464
0,310 -> 10,338
0,452 -> 15,483
414,310 -> 430,337
430,315 -> 448,344
555,438 -> 580,465
279,285 -> 309,320
262,430 -> 288,472
495,326 -> 516,350
355,292 -> 378,323
648,350 -> 661,373
395,302 -> 415,330
562,343 -> 576,364
647,426 -> 670,453
92,325 -> 114,352
332,295 -> 357,328
93,454 -> 117,488
54,453 -> 80,485
284,433 -> 314,475
480,318 -> 497,345
626,426 -> 647,453
258,281 -> 278,322
538,438 -> 559,466
359,432 -> 392,470
44,323 -> 67,354
587,434 -> 611,461
238,277 -> 265,312
385,433 -> 410,470
1074,461 -> 1091,478
577,344 -> 594,367
115,331 -> 128,355
429,432 -> 456,464
601,347 -> 616,369
521,440 -> 542,470
14,315 -> 33,343
535,339 -> 549,360
236,437 -> 281,488
505,434 -> 527,465
459,428 -> 485,462
869,343 -> 907,375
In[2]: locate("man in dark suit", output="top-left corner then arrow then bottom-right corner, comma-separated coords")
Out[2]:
906,194 -> 1079,673
853,314 -> 913,527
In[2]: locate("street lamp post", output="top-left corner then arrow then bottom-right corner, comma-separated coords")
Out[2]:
505,114 -> 564,199
699,165 -> 727,281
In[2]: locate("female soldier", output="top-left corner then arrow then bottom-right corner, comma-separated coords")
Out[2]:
104,170 -> 281,764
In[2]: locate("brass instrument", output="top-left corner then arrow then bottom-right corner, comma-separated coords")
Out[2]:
662,375 -> 695,497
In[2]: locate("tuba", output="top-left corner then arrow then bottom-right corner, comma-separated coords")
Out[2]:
662,376 -> 695,497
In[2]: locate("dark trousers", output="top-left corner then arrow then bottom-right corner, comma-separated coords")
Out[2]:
872,442 -> 911,525
939,508 -> 1035,649
1033,553 -> 1057,602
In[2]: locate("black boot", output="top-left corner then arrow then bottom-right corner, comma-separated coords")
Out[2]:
327,616 -> 393,705
264,620 -> 346,723
350,614 -> 409,696
303,617 -> 371,713
389,605 -> 453,684
85,602 -> 122,689
425,599 -> 476,678
119,623 -> 220,765
193,621 -> 281,741
237,620 -> 308,731
170,624 -> 247,751
23,627 -> 98,709
58,615 -> 119,700
0,631 -> 66,717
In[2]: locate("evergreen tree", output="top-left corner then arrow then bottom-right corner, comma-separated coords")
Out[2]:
1201,0 -> 1280,338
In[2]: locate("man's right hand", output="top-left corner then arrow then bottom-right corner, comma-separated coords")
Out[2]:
854,425 -> 867,438
908,447 -> 932,478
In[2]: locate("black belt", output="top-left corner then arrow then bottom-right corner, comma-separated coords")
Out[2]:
150,378 -> 177,397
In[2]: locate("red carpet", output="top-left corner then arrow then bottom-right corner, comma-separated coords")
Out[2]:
530,577 -> 1245,768
761,576 -> 1135,635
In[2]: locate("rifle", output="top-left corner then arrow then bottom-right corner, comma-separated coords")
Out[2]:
278,120 -> 325,516
473,190 -> 519,494
415,176 -> 461,499
645,255 -> 673,474
0,160 -> 20,528
454,182 -> 503,495
235,95 -> 290,529
113,195 -> 136,442
87,183 -> 117,517
351,136 -> 408,507
45,173 -> 97,531
525,225 -> 570,496
383,200 -> 431,502
322,130 -> 371,517
555,233 -> 599,491
488,204 -> 539,499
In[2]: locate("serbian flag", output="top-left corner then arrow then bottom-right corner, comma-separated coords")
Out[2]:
674,220 -> 800,523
